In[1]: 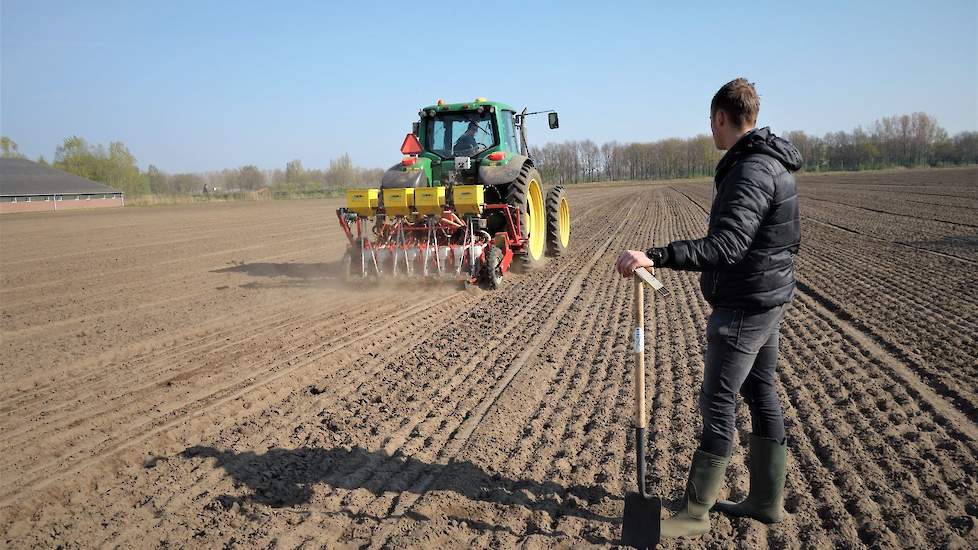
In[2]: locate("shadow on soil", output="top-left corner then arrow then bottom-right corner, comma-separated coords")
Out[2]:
180,445 -> 619,544
211,260 -> 486,293
213,260 -> 345,280
211,260 -> 350,289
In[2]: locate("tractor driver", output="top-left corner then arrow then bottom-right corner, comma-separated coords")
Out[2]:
453,122 -> 481,156
616,78 -> 802,539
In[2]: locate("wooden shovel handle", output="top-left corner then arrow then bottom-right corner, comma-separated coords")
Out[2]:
633,275 -> 647,429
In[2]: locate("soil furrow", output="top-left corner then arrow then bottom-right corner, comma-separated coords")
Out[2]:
97,194 -> 624,548
0,289 -> 469,506
324,199 -> 636,527
3,174 -> 976,548
802,196 -> 978,229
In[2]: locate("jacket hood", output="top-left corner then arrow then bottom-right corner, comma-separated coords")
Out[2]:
716,127 -> 803,181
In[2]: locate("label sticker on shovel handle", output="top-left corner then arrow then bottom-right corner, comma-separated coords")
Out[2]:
633,327 -> 644,353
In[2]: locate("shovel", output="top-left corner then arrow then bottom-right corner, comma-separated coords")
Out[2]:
621,267 -> 668,549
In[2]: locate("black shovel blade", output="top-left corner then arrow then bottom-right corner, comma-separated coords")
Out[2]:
622,426 -> 660,548
622,492 -> 661,549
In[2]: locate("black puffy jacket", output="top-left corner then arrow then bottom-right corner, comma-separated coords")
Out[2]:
660,127 -> 802,309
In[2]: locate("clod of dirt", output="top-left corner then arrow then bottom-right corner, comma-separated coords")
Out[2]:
143,455 -> 168,469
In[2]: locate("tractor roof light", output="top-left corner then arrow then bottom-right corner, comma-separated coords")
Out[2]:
475,97 -> 487,102
400,133 -> 423,155
436,99 -> 445,106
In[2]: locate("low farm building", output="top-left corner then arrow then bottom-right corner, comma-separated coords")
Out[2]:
0,158 -> 124,213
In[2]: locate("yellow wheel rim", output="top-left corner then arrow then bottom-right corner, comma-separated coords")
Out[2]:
558,196 -> 570,248
527,178 -> 545,260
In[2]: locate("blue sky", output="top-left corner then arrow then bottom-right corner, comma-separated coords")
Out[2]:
2,0 -> 976,172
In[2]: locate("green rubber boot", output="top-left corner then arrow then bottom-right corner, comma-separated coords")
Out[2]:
660,449 -> 730,538
713,434 -> 787,524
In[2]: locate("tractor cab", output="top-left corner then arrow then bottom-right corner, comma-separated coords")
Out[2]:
383,98 -> 542,189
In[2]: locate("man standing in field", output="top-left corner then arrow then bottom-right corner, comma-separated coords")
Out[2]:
616,78 -> 802,538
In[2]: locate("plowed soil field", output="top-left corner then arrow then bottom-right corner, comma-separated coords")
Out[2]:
2,166 -> 976,549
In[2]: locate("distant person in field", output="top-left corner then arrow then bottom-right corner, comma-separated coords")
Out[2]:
453,122 -> 481,155
616,78 -> 802,538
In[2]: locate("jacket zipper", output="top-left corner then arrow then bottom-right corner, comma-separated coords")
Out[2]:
707,185 -> 719,300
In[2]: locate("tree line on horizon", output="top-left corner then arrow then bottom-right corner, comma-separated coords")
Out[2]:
0,136 -> 383,198
1,112 -> 974,197
531,112 -> 977,185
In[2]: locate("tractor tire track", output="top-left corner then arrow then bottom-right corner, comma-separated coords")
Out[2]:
90,190 -> 631,548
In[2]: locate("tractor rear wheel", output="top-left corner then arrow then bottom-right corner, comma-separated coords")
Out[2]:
506,165 -> 546,269
545,186 -> 570,256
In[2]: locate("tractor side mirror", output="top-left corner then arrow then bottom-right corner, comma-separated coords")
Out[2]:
548,112 -> 559,129
412,122 -> 420,136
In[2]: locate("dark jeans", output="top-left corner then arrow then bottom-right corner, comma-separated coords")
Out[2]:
699,303 -> 789,457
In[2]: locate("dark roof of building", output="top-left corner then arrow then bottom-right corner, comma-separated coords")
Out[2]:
0,158 -> 123,196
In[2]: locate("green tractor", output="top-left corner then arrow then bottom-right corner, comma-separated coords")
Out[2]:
338,97 -> 570,288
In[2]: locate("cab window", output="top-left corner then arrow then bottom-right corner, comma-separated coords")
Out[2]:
425,111 -> 497,159
500,111 -> 518,153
